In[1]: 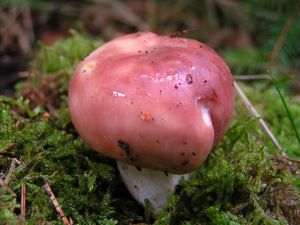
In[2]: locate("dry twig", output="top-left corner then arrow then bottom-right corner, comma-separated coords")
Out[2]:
233,75 -> 271,80
0,177 -> 16,197
21,182 -> 26,219
0,177 -> 17,219
44,180 -> 71,225
4,158 -> 21,185
234,81 -> 283,153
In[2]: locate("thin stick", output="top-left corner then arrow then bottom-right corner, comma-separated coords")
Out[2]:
4,158 -> 21,185
234,81 -> 283,153
0,177 -> 17,219
44,181 -> 71,225
21,182 -> 26,219
0,177 -> 16,197
233,75 -> 271,80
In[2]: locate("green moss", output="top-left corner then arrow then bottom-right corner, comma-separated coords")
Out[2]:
0,95 -> 148,224
155,120 -> 299,225
0,32 -> 299,224
33,29 -> 103,75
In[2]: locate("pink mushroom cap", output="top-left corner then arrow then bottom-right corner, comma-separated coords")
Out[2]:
68,32 -> 235,174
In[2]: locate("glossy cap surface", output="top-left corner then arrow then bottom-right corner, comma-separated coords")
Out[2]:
68,32 -> 234,174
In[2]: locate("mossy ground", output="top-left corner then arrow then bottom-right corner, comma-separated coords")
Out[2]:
0,32 -> 299,224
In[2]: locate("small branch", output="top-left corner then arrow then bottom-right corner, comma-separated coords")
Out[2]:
0,177 -> 16,197
233,75 -> 271,80
4,158 -> 21,185
234,81 -> 282,153
44,181 -> 71,225
21,182 -> 26,219
0,177 -> 17,218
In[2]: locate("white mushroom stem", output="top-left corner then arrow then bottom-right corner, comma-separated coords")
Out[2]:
117,161 -> 191,214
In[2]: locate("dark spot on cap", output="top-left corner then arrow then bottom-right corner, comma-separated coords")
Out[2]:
155,140 -> 160,144
138,50 -> 142,53
174,85 -> 179,89
130,157 -> 138,162
199,45 -> 203,48
117,140 -> 130,156
134,185 -> 138,189
176,101 -> 183,107
118,140 -> 130,156
181,160 -> 189,166
192,152 -> 196,156
131,101 -> 134,105
181,152 -> 185,156
145,50 -> 149,54
135,166 -> 142,171
83,70 -> 87,73
204,80 -> 207,83
186,74 -> 193,84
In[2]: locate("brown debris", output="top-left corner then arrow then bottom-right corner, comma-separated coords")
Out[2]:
20,72 -> 62,113
272,154 -> 300,177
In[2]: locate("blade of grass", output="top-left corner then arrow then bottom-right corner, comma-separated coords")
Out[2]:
269,74 -> 300,146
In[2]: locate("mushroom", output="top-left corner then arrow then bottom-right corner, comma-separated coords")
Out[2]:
68,32 -> 235,214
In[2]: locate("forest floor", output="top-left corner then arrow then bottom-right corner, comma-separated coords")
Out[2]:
0,1 -> 299,224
